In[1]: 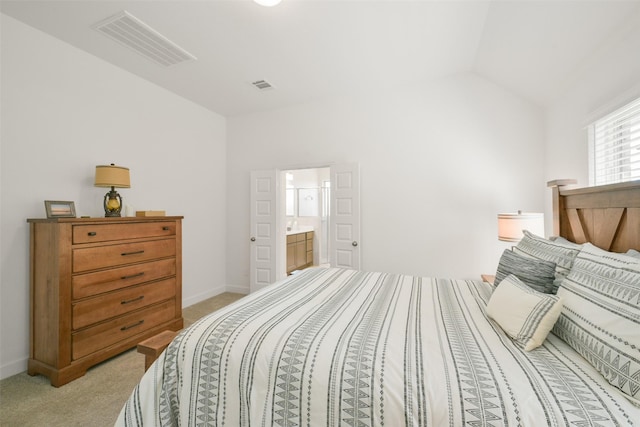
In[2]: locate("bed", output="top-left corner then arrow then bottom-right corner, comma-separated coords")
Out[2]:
117,180 -> 640,426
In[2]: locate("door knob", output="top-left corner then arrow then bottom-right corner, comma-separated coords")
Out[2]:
250,237 -> 256,242
352,241 -> 358,247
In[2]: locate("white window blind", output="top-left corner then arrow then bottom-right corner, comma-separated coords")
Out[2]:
588,96 -> 640,186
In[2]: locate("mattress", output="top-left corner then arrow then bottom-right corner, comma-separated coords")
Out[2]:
116,267 -> 640,426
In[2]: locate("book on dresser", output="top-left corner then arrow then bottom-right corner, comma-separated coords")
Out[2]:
26,216 -> 184,386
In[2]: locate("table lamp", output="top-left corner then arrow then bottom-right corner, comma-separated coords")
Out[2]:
497,211 -> 544,242
95,164 -> 130,217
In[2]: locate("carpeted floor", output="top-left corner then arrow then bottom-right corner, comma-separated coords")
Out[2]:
0,292 -> 246,427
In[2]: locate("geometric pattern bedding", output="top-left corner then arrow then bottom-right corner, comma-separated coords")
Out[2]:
553,243 -> 640,403
116,268 -> 640,426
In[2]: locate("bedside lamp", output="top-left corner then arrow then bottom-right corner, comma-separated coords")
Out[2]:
95,164 -> 130,217
497,211 -> 544,242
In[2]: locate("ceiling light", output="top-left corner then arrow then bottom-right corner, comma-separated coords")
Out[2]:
254,0 -> 282,6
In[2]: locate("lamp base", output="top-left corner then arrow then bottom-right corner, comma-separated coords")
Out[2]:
103,188 -> 123,217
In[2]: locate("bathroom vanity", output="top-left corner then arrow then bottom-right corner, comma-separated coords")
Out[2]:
286,227 -> 314,274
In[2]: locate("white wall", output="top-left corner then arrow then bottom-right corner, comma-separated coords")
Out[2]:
0,15 -> 227,379
226,73 -> 546,290
544,7 -> 640,235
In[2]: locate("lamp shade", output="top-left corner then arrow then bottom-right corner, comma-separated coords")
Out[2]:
95,164 -> 130,188
497,211 -> 544,242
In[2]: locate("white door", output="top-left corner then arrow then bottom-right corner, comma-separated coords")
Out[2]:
330,163 -> 361,269
249,170 -> 280,293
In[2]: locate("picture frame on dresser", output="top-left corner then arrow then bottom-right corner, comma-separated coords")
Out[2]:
44,200 -> 76,218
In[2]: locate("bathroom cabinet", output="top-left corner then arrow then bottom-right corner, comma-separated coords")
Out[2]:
286,230 -> 314,274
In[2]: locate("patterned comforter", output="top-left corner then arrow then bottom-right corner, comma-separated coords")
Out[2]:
116,268 -> 639,426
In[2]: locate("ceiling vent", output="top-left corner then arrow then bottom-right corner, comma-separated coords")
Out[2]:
252,80 -> 275,91
93,11 -> 197,67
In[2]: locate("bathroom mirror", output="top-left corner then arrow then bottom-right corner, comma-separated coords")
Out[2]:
297,188 -> 319,217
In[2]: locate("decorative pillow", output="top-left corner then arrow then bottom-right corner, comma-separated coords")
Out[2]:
513,230 -> 582,293
494,249 -> 556,293
487,274 -> 563,351
553,243 -> 640,403
550,236 -> 583,248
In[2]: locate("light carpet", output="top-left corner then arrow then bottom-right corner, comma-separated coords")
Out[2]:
0,292 -> 246,427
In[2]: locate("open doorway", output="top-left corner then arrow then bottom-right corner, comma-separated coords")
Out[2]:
250,163 -> 359,293
283,167 -> 330,274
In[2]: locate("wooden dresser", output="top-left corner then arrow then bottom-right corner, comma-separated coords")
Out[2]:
27,216 -> 184,386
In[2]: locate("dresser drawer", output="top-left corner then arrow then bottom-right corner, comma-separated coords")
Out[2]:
73,238 -> 176,273
72,300 -> 176,360
72,278 -> 176,329
73,221 -> 176,244
72,258 -> 176,299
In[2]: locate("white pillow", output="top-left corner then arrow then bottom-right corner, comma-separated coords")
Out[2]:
486,274 -> 563,351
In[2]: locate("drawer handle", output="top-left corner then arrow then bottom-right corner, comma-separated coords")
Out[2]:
121,250 -> 144,256
121,295 -> 144,305
121,320 -> 144,331
121,272 -> 145,280
162,226 -> 170,231
87,232 -> 97,236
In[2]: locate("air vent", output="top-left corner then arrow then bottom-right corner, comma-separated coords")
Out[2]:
252,80 -> 275,91
93,11 -> 196,67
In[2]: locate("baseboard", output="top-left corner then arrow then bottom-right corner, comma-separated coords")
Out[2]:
1,356 -> 28,381
182,285 -> 227,308
225,284 -> 250,294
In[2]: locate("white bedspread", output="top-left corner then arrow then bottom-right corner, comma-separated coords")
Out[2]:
116,268 -> 639,426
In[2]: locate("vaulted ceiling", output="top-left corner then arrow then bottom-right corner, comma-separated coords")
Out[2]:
2,0 -> 639,116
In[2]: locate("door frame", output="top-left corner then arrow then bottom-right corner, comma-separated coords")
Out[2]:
250,162 -> 360,292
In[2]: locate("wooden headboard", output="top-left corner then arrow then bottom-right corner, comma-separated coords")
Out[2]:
548,179 -> 640,252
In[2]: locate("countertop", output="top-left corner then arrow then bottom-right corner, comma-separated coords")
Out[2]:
286,226 -> 314,236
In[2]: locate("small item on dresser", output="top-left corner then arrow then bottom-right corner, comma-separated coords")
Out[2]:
136,210 -> 166,217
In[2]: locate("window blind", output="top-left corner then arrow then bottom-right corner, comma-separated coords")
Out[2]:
589,96 -> 640,186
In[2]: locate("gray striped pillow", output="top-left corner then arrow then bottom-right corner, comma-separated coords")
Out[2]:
553,243 -> 640,403
513,230 -> 581,293
495,249 -> 556,293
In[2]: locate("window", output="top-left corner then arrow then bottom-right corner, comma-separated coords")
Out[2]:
588,97 -> 640,185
